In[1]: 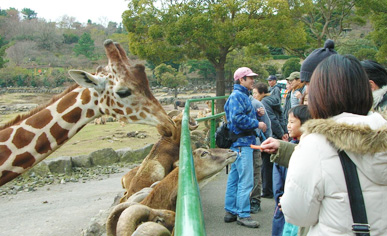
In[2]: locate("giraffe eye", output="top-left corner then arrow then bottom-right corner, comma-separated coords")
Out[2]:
116,89 -> 132,98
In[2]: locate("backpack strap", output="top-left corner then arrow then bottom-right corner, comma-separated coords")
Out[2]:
338,150 -> 370,236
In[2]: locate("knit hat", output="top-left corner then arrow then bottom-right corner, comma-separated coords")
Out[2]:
300,39 -> 337,83
234,67 -> 258,81
266,75 -> 277,81
286,72 -> 300,81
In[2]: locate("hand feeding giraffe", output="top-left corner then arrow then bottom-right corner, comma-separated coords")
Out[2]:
0,40 -> 175,186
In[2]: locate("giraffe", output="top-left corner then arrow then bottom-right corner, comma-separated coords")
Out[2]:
0,39 -> 175,186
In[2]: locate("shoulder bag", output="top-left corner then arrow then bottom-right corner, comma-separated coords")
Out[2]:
338,150 -> 370,236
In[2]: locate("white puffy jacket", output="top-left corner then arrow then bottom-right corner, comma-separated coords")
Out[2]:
281,112 -> 387,236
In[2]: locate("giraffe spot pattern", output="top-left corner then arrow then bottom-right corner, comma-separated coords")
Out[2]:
25,109 -> 52,129
113,108 -> 124,115
0,145 -> 11,166
129,115 -> 139,121
86,109 -> 95,118
13,152 -> 35,169
62,107 -> 82,123
107,97 -> 111,107
117,102 -> 124,108
0,127 -> 13,142
12,127 -> 35,149
0,170 -> 21,187
105,109 -> 110,115
81,89 -> 91,105
142,107 -> 150,114
126,107 -> 133,114
50,123 -> 69,146
57,91 -> 79,113
35,133 -> 52,154
94,100 -> 98,106
140,112 -> 147,119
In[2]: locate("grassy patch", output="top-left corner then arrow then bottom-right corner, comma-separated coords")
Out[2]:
50,122 -> 161,158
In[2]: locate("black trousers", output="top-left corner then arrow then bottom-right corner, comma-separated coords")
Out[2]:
261,151 -> 273,196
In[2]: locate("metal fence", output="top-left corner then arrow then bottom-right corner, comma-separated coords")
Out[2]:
174,96 -> 228,236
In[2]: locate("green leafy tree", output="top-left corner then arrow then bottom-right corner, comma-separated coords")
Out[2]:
21,8 -> 37,20
288,0 -> 362,48
73,32 -> 95,59
0,36 -> 8,68
154,63 -> 188,98
186,59 -> 216,83
123,0 -> 306,111
337,38 -> 378,61
281,58 -> 301,78
356,0 -> 387,64
265,64 -> 278,76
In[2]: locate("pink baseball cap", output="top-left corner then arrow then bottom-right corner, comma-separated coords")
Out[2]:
234,67 -> 258,81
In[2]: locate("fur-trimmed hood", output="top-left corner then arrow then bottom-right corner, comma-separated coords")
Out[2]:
301,112 -> 387,185
302,112 -> 387,155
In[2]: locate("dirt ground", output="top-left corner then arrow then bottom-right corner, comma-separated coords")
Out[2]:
0,171 -> 125,236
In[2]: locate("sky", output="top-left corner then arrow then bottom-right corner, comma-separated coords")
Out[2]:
0,0 -> 129,26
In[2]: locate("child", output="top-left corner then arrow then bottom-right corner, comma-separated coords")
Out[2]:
271,105 -> 311,236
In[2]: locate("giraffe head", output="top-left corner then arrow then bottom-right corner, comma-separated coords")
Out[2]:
68,40 -> 175,135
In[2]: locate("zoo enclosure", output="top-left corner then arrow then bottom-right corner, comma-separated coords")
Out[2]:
174,96 -> 228,236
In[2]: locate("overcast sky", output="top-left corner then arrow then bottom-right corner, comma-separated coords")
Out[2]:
1,0 -> 129,25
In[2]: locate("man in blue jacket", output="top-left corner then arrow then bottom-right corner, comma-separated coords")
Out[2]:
223,67 -> 260,228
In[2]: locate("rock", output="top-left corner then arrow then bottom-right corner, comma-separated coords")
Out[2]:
115,147 -> 133,158
46,157 -> 73,174
72,155 -> 92,168
120,144 -> 153,163
89,148 -> 119,166
26,161 -> 51,177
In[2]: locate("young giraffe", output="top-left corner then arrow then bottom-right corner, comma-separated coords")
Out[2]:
0,40 -> 175,186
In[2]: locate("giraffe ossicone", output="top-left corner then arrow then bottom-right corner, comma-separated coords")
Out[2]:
0,39 -> 175,186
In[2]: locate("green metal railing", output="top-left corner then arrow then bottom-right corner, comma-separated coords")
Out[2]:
174,96 -> 228,236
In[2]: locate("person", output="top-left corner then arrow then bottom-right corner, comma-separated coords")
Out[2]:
261,39 -> 338,167
267,75 -> 281,99
249,94 -> 272,213
223,67 -> 260,228
253,82 -> 288,199
280,54 -> 387,235
282,79 -> 293,126
272,105 -> 311,236
287,72 -> 306,108
361,60 -> 387,111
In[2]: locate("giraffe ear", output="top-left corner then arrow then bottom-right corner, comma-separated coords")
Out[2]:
68,70 -> 105,90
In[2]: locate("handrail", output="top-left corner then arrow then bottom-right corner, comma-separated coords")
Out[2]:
174,96 -> 228,236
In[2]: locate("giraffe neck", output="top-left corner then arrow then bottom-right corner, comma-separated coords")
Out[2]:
0,87 -> 100,186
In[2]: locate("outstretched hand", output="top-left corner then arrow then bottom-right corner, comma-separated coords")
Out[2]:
260,137 -> 280,154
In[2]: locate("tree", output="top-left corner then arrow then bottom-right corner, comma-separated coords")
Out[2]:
288,0 -> 362,48
337,38 -> 378,61
356,0 -> 387,64
186,59 -> 216,83
0,36 -> 8,68
73,32 -> 95,59
21,8 -> 37,20
154,63 -> 188,98
123,0 -> 306,111
281,58 -> 301,78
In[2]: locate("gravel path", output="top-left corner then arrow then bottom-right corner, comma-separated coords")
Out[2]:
0,172 -> 125,236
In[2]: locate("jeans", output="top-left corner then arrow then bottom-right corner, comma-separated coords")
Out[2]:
224,146 -> 254,218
